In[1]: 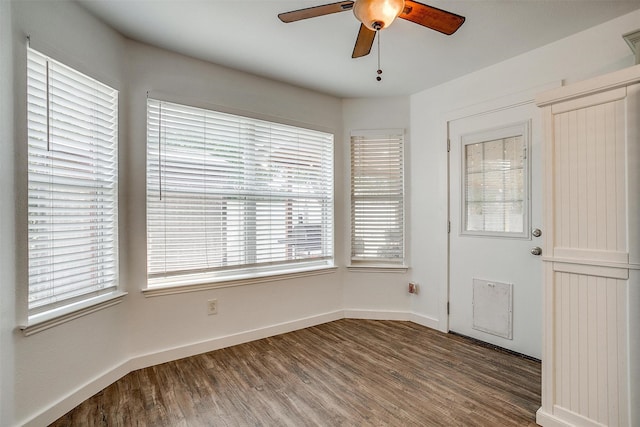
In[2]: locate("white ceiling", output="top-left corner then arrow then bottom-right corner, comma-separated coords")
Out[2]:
77,0 -> 640,98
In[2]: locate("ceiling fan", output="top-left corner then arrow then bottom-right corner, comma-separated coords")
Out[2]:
278,0 -> 466,59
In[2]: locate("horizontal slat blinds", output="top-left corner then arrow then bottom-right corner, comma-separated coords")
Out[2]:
464,136 -> 525,233
146,99 -> 334,287
350,131 -> 404,263
27,48 -> 118,314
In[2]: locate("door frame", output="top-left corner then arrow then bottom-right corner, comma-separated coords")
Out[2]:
441,81 -> 560,333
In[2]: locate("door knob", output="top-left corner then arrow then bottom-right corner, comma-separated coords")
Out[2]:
530,247 -> 542,256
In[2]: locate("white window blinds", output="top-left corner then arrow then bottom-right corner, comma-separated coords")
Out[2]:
27,48 -> 119,314
464,134 -> 527,235
350,130 -> 405,264
146,99 -> 334,287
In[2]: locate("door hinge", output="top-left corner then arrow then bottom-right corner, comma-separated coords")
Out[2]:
447,139 -> 451,152
448,221 -> 451,233
447,302 -> 450,315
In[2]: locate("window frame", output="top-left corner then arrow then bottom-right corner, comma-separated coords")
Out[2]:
144,98 -> 336,292
459,121 -> 531,239
22,47 -> 124,333
349,129 -> 406,268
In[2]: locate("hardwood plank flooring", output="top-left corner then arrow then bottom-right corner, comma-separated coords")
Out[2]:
51,319 -> 541,426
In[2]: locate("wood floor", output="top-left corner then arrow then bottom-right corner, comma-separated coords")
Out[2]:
51,319 -> 541,426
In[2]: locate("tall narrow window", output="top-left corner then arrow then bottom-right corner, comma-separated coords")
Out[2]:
146,99 -> 334,288
27,48 -> 119,316
350,130 -> 405,264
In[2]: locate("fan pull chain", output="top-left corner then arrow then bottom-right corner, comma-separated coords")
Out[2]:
376,31 -> 382,82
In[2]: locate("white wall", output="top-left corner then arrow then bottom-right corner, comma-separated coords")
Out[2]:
340,97 -> 420,321
3,1 -> 345,426
409,9 -> 640,332
1,0 -> 16,424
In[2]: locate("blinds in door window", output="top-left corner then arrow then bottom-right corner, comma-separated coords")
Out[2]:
350,130 -> 405,264
146,99 -> 334,287
27,48 -> 119,314
463,134 -> 527,235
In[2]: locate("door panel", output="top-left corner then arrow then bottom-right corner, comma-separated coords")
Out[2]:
449,102 -> 542,358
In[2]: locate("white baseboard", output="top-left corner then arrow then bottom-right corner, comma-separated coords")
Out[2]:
21,309 -> 440,427
543,405 -> 607,427
409,313 -> 440,330
342,310 -> 440,331
536,407 -> 575,427
343,309 -> 412,321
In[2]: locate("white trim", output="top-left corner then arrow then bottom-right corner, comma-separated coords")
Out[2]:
143,266 -> 338,297
20,291 -> 127,336
551,405 -> 609,427
410,313 -> 440,330
536,64 -> 640,107
346,265 -> 409,273
343,309 -> 412,321
543,257 -> 640,271
536,408 -> 574,427
550,87 -> 626,114
553,248 -> 628,264
552,261 -> 629,280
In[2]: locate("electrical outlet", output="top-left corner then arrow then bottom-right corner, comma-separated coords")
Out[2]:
207,298 -> 218,315
408,282 -> 418,294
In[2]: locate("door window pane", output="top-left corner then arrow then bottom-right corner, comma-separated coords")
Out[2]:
463,128 -> 528,236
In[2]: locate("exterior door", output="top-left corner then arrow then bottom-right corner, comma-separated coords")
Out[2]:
448,102 -> 542,358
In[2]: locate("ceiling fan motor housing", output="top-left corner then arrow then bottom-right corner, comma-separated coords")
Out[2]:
353,0 -> 406,31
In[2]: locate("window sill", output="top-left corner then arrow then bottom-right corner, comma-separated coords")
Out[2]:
347,265 -> 409,273
143,265 -> 339,297
20,291 -> 128,336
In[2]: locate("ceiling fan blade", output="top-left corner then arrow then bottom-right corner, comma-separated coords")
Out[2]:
278,1 -> 354,23
399,0 -> 465,35
352,24 -> 376,58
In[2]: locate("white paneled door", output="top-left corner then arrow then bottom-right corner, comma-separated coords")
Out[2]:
535,68 -> 640,427
448,102 -> 542,359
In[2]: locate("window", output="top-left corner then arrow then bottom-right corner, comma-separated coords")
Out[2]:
146,99 -> 334,288
462,122 -> 529,237
350,130 -> 405,265
27,48 -> 119,316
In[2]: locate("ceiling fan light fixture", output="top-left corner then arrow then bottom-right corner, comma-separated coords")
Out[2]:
353,0 -> 405,31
